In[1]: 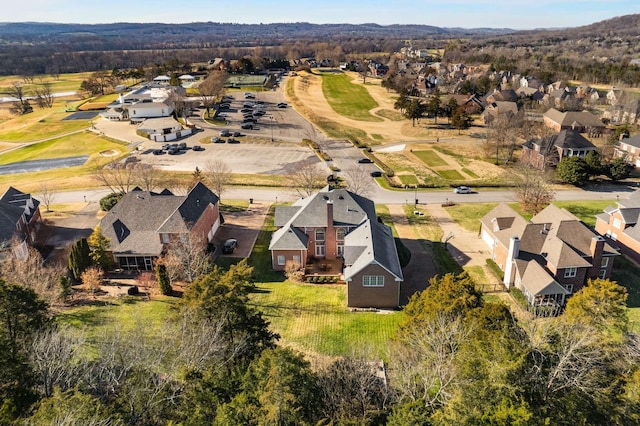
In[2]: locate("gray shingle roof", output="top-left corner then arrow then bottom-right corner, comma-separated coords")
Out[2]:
268,225 -> 309,250
618,134 -> 640,149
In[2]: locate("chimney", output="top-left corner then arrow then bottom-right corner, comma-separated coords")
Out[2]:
590,235 -> 605,258
325,200 -> 336,260
503,236 -> 520,288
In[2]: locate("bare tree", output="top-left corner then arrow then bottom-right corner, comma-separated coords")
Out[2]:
290,159 -> 325,197
92,160 -> 139,194
134,164 -> 161,192
9,81 -> 33,115
344,167 -> 374,197
513,165 -> 555,214
29,326 -> 87,397
204,159 -> 231,201
34,81 -> 55,109
485,114 -> 520,165
39,183 -> 56,212
161,234 -> 212,283
198,70 -> 227,115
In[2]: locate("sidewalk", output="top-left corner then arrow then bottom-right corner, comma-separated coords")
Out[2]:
387,204 -> 437,305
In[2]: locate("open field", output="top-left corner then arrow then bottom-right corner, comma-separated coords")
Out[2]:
0,72 -> 92,95
321,72 -> 382,122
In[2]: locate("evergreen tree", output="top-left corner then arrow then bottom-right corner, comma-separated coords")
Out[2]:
68,238 -> 92,282
155,263 -> 172,296
556,156 -> 590,186
88,225 -> 113,270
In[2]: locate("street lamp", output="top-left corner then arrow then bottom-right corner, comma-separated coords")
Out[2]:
270,116 -> 274,142
414,184 -> 418,208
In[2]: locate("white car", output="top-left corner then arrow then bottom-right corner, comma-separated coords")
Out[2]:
453,186 -> 472,194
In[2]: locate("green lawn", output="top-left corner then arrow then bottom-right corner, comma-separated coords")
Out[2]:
249,281 -> 402,359
413,150 -> 447,167
321,73 -> 382,122
462,168 -> 480,179
0,131 -> 127,165
56,297 -> 179,338
375,109 -> 404,121
398,174 -> 419,185
437,169 -> 465,180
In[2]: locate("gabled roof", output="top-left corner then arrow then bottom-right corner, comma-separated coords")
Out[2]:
517,260 -> 570,297
269,225 -> 308,250
480,203 -> 528,247
544,108 -> 605,128
101,182 -> 219,256
618,134 -> 640,150
525,129 -> 596,153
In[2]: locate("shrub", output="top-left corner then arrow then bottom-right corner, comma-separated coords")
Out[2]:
486,259 -> 504,280
99,192 -> 124,211
284,261 -> 304,283
81,266 -> 104,293
155,263 -> 172,296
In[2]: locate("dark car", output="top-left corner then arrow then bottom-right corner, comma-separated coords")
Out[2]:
253,110 -> 266,116
240,107 -> 253,113
222,239 -> 237,254
220,130 -> 231,137
357,158 -> 373,163
277,102 -> 288,108
370,171 -> 383,177
227,137 -> 240,143
178,142 -> 187,150
192,145 -> 205,151
167,148 -> 180,155
161,143 -> 171,150
232,131 -> 242,137
152,149 -> 164,155
241,123 -> 254,129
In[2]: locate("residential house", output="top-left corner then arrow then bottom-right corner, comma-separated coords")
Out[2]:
485,89 -> 519,104
482,101 -> 521,125
0,187 -> 42,257
543,108 -> 606,136
519,76 -> 545,92
607,89 -> 624,105
595,190 -> 640,263
521,129 -> 597,169
269,187 -> 404,308
100,182 -> 221,271
481,204 -> 617,309
614,134 -> 640,167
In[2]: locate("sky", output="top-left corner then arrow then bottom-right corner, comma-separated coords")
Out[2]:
3,0 -> 640,30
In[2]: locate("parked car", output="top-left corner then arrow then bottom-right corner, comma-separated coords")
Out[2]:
161,143 -> 171,150
453,186 -> 472,194
178,142 -> 187,150
232,131 -> 242,137
357,158 -> 373,163
244,92 -> 255,99
277,102 -> 288,108
227,137 -> 240,143
253,110 -> 266,116
222,239 -> 238,254
167,148 -> 180,155
370,171 -> 383,177
152,149 -> 164,155
220,130 -> 231,137
192,145 -> 205,151
240,123 -> 254,129
213,137 -> 225,143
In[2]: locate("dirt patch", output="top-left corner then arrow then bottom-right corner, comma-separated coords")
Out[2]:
100,149 -> 119,156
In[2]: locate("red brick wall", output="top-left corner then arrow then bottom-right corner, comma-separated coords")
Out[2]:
271,250 -> 306,271
347,264 -> 400,308
189,203 -> 219,247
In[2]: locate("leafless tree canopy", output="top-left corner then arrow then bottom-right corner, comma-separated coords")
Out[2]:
161,233 -> 212,283
513,165 -> 555,214
198,71 -> 227,109
34,81 -> 55,109
38,183 -> 55,212
204,159 -> 232,201
344,167 -> 374,198
290,160 -> 325,197
485,114 -> 521,165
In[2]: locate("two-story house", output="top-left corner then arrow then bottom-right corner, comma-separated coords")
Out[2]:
100,182 -> 220,271
614,134 -> 640,168
269,187 -> 403,308
481,203 -> 617,309
543,108 -> 606,135
595,190 -> 640,263
521,129 -> 597,169
0,186 -> 42,257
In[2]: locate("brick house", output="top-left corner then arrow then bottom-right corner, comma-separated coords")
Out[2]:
0,187 -> 42,257
521,129 -> 597,169
481,203 -> 617,308
543,108 -> 605,135
269,187 -> 403,308
595,190 -> 640,264
100,182 -> 221,271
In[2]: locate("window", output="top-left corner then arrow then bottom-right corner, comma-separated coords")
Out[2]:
600,269 -> 607,279
161,233 -> 170,244
315,229 -> 325,242
293,255 -> 301,264
336,228 -> 346,241
601,257 -> 609,268
363,276 -> 384,287
565,284 -> 574,294
315,244 -> 325,256
277,255 -> 285,266
564,267 -> 577,278
613,218 -> 622,229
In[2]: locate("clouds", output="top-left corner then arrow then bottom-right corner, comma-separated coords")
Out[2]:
2,0 -> 639,29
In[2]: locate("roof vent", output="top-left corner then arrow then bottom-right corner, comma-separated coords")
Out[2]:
338,195 -> 344,200
323,195 -> 329,200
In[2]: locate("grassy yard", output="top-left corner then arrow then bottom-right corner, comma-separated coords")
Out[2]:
321,73 -> 382,122
437,169 -> 465,180
249,281 -> 402,360
0,102 -> 91,142
413,150 -> 448,167
0,131 -> 127,165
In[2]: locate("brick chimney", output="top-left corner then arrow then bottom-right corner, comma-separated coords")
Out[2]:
325,200 -> 336,260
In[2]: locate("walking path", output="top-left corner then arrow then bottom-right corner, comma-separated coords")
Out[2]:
387,204 -> 437,305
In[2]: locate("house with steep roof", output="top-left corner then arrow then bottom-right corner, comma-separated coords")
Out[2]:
269,187 -> 404,308
543,108 -> 605,135
100,182 -> 220,271
481,204 -> 617,310
482,101 -> 522,125
521,129 -> 597,169
0,187 -> 41,257
595,190 -> 640,263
